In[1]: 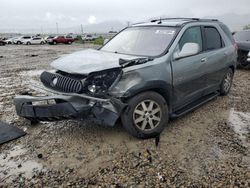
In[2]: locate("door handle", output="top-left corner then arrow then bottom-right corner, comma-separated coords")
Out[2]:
201,58 -> 207,62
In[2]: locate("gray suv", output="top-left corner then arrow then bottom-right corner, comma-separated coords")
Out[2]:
14,18 -> 237,138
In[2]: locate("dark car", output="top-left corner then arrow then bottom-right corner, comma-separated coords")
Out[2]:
14,18 -> 237,139
233,30 -> 250,68
0,39 -> 6,46
48,36 -> 74,45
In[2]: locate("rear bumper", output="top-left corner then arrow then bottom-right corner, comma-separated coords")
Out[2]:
14,94 -> 126,126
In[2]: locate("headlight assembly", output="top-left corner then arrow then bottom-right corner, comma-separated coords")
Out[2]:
83,68 -> 122,95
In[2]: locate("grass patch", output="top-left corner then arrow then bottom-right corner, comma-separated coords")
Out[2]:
91,37 -> 104,45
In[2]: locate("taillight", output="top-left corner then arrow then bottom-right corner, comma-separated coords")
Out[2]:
234,43 -> 238,50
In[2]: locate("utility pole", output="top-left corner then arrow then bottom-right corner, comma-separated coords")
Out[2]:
56,22 -> 59,34
81,24 -> 83,35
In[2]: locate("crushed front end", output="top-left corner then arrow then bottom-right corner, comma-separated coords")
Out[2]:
14,68 -> 126,126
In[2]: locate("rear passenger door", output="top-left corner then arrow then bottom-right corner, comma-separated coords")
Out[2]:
32,37 -> 41,44
201,26 -> 228,94
172,26 -> 207,110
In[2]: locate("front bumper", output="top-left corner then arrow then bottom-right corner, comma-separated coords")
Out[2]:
14,93 -> 126,126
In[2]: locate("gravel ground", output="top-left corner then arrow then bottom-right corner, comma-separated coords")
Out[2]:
0,44 -> 249,187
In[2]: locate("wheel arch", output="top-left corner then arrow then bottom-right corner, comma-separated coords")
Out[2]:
121,81 -> 173,112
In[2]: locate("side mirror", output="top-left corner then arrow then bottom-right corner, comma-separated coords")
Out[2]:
103,38 -> 109,45
174,43 -> 200,60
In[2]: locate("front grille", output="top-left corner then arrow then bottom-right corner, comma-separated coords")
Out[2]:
40,71 -> 83,93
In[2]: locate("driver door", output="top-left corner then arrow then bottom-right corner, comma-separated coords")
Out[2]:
172,26 -> 207,110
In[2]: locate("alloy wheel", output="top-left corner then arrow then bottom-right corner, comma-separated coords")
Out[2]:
133,100 -> 162,131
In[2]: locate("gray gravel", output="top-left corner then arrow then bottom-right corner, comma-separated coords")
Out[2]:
0,44 -> 249,187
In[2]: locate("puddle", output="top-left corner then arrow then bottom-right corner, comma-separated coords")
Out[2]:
228,109 -> 250,147
0,145 -> 43,183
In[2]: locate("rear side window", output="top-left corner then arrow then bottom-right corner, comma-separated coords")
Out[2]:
203,27 -> 223,51
219,23 -> 235,44
179,26 -> 202,52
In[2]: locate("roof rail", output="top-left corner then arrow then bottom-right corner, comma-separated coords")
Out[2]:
151,18 -> 218,22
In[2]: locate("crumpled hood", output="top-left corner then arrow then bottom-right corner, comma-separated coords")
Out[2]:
51,49 -> 140,74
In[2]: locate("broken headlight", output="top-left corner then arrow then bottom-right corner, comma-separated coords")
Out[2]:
83,68 -> 122,95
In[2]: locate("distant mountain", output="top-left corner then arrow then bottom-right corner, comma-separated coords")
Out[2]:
204,13 -> 250,31
58,20 -> 127,34
1,14 -> 250,34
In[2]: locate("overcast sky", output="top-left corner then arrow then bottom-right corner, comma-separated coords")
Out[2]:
1,0 -> 250,33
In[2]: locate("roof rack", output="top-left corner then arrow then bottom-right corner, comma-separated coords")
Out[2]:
150,18 -> 218,22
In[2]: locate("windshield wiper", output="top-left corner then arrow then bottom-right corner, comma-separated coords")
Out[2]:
119,57 -> 154,68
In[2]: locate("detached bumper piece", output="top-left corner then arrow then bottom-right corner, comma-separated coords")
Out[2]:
14,95 -> 91,122
14,94 -> 126,126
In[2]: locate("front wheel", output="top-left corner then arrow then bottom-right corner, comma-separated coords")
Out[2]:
220,68 -> 234,96
121,91 -> 169,139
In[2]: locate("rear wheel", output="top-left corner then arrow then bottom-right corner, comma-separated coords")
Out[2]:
68,41 -> 72,44
26,42 -> 31,45
121,91 -> 168,139
40,41 -> 45,45
17,41 -> 21,44
220,68 -> 234,96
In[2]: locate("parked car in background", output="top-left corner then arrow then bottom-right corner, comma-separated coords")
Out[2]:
44,36 -> 55,43
82,34 -> 98,41
0,39 -> 6,46
13,36 -> 33,44
14,18 -> 237,139
4,37 -> 19,44
24,36 -> 46,45
233,30 -> 250,68
48,36 -> 74,45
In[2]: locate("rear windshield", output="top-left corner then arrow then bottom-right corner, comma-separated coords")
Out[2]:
234,31 -> 250,42
101,26 -> 177,56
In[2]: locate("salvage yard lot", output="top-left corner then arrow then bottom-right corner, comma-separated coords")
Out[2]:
0,44 -> 249,187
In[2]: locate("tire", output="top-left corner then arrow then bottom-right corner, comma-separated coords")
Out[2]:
40,41 -> 44,45
220,68 -> 234,96
17,41 -> 21,45
121,91 -> 169,139
53,41 -> 57,45
26,42 -> 31,45
68,41 -> 72,44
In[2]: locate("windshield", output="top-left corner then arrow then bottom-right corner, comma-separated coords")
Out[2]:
101,26 -> 177,56
234,31 -> 250,42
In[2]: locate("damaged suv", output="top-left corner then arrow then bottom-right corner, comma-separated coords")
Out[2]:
14,18 -> 237,138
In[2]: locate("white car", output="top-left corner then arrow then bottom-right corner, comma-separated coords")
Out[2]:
5,37 -> 19,44
82,34 -> 98,41
13,36 -> 33,44
24,37 -> 46,45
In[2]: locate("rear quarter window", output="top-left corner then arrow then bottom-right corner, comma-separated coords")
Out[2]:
204,27 -> 223,51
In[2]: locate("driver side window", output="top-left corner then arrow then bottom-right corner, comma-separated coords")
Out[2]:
178,26 -> 202,53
